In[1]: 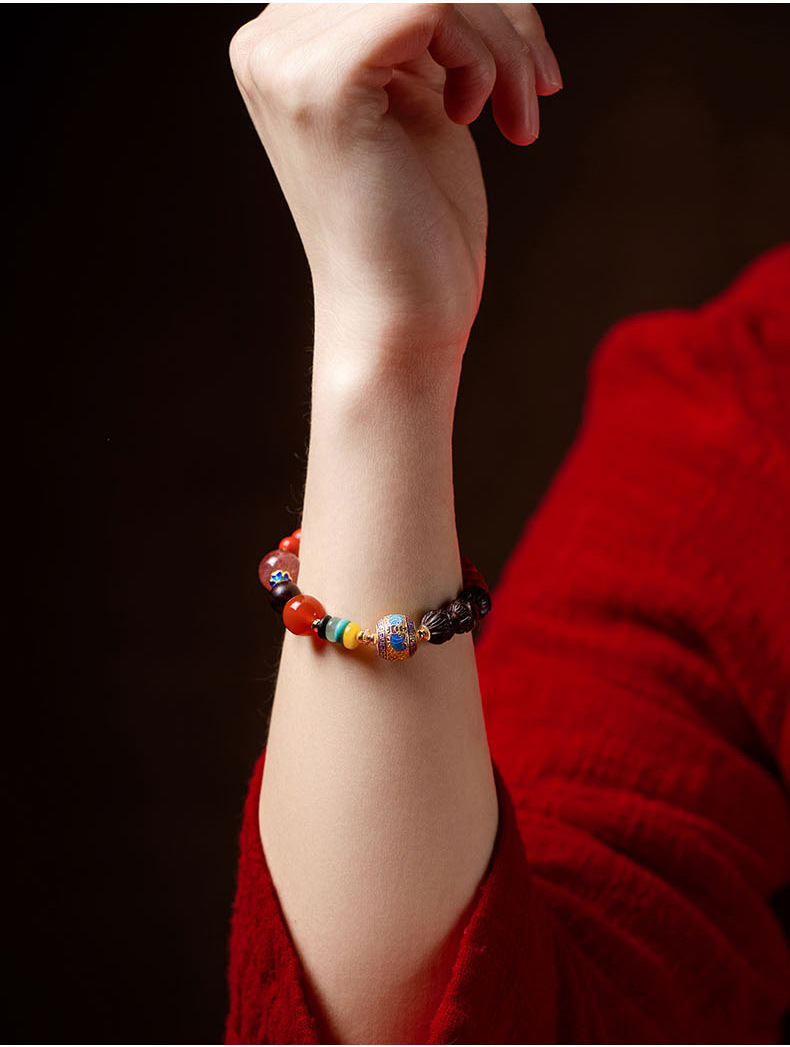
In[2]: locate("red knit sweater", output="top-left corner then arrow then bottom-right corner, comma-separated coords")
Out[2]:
225,245 -> 790,1044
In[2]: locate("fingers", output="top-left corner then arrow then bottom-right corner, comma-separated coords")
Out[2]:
230,3 -> 562,147
458,4 -> 539,144
354,4 -> 498,124
460,4 -> 563,143
497,3 -> 563,96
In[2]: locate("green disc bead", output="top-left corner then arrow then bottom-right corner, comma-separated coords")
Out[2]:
323,616 -> 341,641
327,617 -> 351,643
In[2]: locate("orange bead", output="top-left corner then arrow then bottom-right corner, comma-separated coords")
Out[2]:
279,535 -> 300,555
291,528 -> 302,541
282,593 -> 325,635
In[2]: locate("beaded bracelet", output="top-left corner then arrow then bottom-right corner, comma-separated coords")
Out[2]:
259,527 -> 492,662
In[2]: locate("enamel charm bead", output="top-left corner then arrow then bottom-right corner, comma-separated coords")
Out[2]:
269,569 -> 293,587
375,613 -> 418,661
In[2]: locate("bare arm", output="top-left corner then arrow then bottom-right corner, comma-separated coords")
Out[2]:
267,353 -> 494,1046
229,5 -> 562,1042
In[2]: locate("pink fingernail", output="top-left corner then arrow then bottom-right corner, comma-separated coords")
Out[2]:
539,44 -> 563,90
526,90 -> 540,142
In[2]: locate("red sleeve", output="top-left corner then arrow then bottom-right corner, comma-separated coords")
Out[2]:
225,244 -> 790,1045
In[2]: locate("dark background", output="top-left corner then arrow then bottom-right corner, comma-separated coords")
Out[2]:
7,4 -> 789,1043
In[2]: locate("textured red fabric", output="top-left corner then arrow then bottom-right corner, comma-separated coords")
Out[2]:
224,244 -> 790,1045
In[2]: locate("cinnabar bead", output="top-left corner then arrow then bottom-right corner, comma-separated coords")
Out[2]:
279,535 -> 300,555
283,593 -> 326,635
461,556 -> 489,594
421,608 -> 455,645
269,580 -> 301,613
445,598 -> 476,634
291,528 -> 302,541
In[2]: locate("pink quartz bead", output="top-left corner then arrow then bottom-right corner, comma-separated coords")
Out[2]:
258,548 -> 300,591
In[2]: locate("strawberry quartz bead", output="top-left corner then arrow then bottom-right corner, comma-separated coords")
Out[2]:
258,549 -> 300,591
283,593 -> 326,636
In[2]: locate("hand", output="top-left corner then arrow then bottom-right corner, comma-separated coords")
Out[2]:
229,3 -> 562,365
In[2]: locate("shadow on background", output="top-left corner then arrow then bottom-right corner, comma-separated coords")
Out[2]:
7,4 -> 789,1042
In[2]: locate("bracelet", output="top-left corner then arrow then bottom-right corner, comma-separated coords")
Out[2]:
258,527 -> 492,662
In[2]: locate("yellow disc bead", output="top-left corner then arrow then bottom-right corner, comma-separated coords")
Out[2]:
342,621 -> 362,650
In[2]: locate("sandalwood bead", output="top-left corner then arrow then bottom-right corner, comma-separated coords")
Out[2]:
283,593 -> 326,635
445,598 -> 476,634
460,584 -> 491,621
421,608 -> 454,645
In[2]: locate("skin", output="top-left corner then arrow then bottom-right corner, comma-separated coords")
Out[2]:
229,5 -> 562,1043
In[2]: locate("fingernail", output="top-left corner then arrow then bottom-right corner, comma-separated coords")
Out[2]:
525,90 -> 540,143
538,43 -> 563,91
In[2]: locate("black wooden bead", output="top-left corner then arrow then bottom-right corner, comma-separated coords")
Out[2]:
459,585 -> 492,621
269,580 -> 301,613
314,614 -> 332,639
420,607 -> 455,645
444,598 -> 476,634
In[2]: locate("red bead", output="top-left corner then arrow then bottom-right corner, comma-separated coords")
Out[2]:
282,593 -> 326,635
279,535 -> 300,555
291,528 -> 302,541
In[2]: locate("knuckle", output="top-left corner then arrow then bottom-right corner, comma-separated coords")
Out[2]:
419,2 -> 445,20
402,3 -> 443,33
228,21 -> 258,77
246,39 -> 280,93
261,50 -> 325,123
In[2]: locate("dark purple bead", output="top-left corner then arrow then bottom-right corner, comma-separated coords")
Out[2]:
444,598 -> 476,634
314,614 -> 332,639
269,580 -> 301,613
420,608 -> 455,645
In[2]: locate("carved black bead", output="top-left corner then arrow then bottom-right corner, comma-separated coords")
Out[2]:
269,580 -> 301,613
459,585 -> 492,621
314,614 -> 332,639
420,607 -> 455,645
444,598 -> 476,634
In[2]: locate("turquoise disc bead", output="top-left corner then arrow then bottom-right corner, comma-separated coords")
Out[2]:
326,617 -> 351,643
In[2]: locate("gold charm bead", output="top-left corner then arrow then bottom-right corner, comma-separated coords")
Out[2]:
417,624 -> 431,642
375,614 -> 418,661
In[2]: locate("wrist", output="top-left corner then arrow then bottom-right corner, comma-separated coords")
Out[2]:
312,318 -> 466,417
311,341 -> 461,435
312,289 -> 472,375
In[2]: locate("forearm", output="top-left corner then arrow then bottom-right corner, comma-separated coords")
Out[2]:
260,320 -> 498,1044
